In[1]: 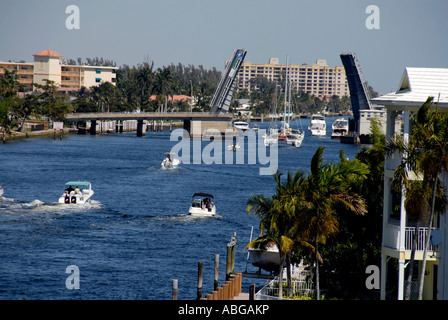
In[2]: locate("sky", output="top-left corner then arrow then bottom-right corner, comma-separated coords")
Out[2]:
1,0 -> 447,95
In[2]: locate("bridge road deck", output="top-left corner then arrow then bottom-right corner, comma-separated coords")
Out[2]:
66,112 -> 233,137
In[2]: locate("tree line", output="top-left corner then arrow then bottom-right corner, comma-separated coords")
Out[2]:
1,57 -> 372,137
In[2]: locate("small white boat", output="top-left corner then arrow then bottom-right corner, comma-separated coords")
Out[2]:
161,152 -> 180,169
331,118 -> 349,139
233,121 -> 249,131
227,142 -> 240,151
285,131 -> 304,147
263,129 -> 279,147
188,193 -> 216,216
58,181 -> 94,204
308,114 -> 326,136
248,242 -> 281,273
0,186 -> 4,197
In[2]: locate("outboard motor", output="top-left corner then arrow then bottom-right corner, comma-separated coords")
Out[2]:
65,195 -> 70,204
71,196 -> 76,204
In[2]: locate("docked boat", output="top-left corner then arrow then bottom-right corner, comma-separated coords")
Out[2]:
58,181 -> 94,204
188,193 -> 216,216
331,118 -> 349,139
308,114 -> 326,136
248,242 -> 281,273
233,120 -> 250,131
161,152 -> 180,169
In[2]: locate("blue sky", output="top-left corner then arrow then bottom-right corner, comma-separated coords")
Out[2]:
1,0 -> 447,94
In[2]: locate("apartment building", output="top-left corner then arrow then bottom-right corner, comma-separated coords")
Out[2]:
0,49 -> 117,92
236,58 -> 349,99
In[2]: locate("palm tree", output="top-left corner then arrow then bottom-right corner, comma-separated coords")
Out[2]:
246,171 -> 308,299
247,148 -> 368,300
299,147 -> 368,300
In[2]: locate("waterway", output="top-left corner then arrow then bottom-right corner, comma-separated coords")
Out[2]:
0,117 -> 361,300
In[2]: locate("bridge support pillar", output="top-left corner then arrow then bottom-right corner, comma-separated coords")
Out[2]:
90,120 -> 97,135
137,119 -> 146,137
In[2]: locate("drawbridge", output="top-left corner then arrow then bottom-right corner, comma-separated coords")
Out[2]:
340,53 -> 372,134
210,49 -> 247,114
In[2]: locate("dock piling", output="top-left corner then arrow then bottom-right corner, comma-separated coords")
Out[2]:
172,279 -> 178,300
197,261 -> 203,300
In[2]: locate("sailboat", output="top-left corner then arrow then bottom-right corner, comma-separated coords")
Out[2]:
264,56 -> 304,148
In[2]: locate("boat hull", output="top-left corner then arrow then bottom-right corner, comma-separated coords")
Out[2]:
58,191 -> 94,204
248,248 -> 281,272
188,206 -> 216,216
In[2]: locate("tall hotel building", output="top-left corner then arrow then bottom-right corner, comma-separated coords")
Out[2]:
236,58 -> 349,99
0,49 -> 117,92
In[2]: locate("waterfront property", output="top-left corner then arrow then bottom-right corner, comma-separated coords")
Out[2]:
371,67 -> 448,300
0,49 -> 117,91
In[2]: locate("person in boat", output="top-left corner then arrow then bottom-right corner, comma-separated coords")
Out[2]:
75,186 -> 81,194
66,185 -> 74,194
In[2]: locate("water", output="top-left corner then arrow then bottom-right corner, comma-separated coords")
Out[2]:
0,117 -> 361,300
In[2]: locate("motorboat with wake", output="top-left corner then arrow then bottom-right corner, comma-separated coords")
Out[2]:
161,152 -> 180,169
58,181 -> 94,204
308,114 -> 326,136
331,118 -> 349,139
188,193 -> 216,216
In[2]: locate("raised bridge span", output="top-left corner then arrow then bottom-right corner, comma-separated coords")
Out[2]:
65,112 -> 233,137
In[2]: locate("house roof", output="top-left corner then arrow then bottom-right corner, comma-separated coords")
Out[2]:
371,67 -> 448,109
32,49 -> 63,58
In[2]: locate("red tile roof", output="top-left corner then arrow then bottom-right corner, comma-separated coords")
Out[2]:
32,49 -> 63,57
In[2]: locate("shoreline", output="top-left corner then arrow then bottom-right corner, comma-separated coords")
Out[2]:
2,128 -> 79,142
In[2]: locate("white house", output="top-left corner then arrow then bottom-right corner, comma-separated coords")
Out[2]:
371,67 -> 448,300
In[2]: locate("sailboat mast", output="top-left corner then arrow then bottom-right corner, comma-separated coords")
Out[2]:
283,56 -> 288,127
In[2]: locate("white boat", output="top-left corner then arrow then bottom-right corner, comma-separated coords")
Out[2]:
248,242 -> 281,273
331,118 -> 349,139
0,186 -> 4,197
58,181 -> 94,204
308,114 -> 326,136
233,121 -> 250,131
285,131 -> 305,147
227,142 -> 240,151
161,152 -> 180,169
188,193 -> 216,216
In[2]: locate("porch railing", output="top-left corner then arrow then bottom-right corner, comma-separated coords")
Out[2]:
404,227 -> 437,251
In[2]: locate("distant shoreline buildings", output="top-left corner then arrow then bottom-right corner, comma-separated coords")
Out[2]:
0,49 -> 117,92
236,58 -> 349,100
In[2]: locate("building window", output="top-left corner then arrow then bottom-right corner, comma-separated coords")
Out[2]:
96,69 -> 102,74
95,78 -> 101,83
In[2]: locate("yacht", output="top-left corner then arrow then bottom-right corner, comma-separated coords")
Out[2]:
161,152 -> 180,169
308,114 -> 326,136
331,118 -> 349,139
188,193 -> 216,216
233,120 -> 250,131
59,181 -> 94,204
285,131 -> 304,147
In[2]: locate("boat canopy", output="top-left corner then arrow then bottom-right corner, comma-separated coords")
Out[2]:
64,181 -> 91,188
192,193 -> 214,198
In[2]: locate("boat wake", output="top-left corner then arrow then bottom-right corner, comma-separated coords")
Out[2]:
0,197 -> 103,216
